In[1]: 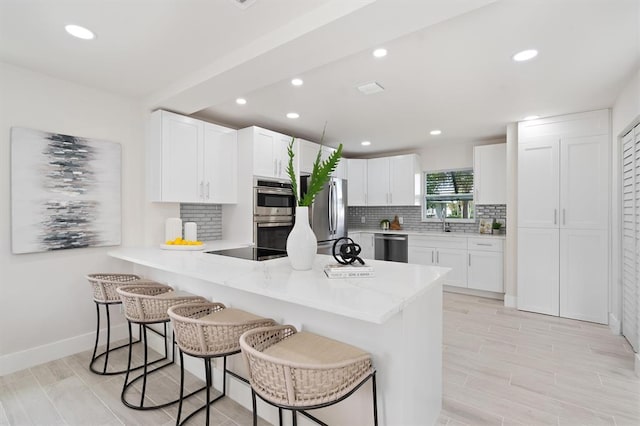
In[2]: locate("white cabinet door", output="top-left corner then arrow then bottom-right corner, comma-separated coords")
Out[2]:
559,229 -> 608,324
298,139 -> 318,174
359,232 -> 375,260
161,112 -> 202,202
474,143 -> 506,205
468,250 -> 504,292
274,134 -> 293,179
367,157 -> 390,205
253,129 -> 276,178
347,159 -> 367,206
437,248 -> 468,288
517,227 -> 560,316
408,246 -> 436,266
560,135 -> 609,230
389,154 -> 420,206
518,137 -> 560,228
203,123 -> 237,204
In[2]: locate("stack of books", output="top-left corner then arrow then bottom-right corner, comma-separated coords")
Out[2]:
324,263 -> 375,279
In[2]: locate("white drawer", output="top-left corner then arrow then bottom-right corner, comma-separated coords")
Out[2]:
467,237 -> 504,252
409,235 -> 467,250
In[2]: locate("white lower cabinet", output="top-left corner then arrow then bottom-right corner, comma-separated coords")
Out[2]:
348,232 -> 375,260
408,236 -> 468,288
409,234 -> 504,292
467,237 -> 504,292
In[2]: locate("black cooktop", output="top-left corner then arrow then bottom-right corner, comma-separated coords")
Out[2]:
205,247 -> 288,261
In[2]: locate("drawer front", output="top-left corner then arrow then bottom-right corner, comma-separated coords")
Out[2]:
467,237 -> 504,252
409,235 -> 467,250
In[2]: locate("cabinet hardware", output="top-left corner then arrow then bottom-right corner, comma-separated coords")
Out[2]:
468,253 -> 471,266
437,251 -> 439,263
199,182 -> 204,199
476,243 -> 492,246
554,209 -> 557,225
563,209 -> 566,225
206,182 -> 210,199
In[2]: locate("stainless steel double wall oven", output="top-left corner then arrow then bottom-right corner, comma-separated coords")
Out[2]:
253,179 -> 295,250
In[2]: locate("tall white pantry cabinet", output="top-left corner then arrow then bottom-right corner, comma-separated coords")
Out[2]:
517,110 -> 610,324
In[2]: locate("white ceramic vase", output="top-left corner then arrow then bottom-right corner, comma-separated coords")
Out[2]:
286,206 -> 317,270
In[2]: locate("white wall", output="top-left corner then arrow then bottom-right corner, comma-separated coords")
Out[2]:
0,62 -> 175,374
610,68 -> 640,333
416,138 -> 505,171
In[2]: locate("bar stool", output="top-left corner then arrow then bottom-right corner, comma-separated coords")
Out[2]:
86,273 -> 152,375
168,302 -> 276,426
240,325 -> 378,426
116,283 -> 208,410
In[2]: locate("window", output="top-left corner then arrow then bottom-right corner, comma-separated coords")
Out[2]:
424,169 -> 474,220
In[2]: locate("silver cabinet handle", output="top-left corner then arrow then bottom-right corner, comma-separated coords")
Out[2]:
476,243 -> 492,246
554,209 -> 557,225
431,251 -> 434,264
206,182 -> 210,200
468,253 -> 471,266
374,236 -> 407,241
199,181 -> 204,199
563,209 -> 566,225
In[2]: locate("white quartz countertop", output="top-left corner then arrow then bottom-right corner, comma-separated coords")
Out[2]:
108,243 -> 450,325
349,228 -> 506,239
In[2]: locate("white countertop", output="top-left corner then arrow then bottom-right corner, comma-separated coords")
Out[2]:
108,243 -> 450,325
349,228 -> 506,239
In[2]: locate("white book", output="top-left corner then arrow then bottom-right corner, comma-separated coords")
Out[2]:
323,263 -> 375,279
324,263 -> 374,272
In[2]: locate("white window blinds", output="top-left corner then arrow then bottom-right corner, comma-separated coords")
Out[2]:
622,123 -> 640,351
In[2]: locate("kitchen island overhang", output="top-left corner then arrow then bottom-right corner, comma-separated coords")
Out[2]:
108,246 -> 449,426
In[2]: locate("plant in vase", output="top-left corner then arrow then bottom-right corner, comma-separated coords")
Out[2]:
285,129 -> 343,270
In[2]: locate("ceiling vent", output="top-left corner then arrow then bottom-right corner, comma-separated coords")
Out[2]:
230,0 -> 258,9
357,82 -> 385,95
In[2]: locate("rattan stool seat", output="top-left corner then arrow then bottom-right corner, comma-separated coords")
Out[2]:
85,273 -> 156,375
116,283 -> 208,411
240,325 -> 378,426
168,302 -> 275,425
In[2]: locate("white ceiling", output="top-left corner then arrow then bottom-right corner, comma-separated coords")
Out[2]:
1,0 -> 638,156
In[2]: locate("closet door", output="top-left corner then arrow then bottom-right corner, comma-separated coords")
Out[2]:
622,126 -> 639,350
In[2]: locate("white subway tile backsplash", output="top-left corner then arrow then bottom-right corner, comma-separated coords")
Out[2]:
180,204 -> 222,240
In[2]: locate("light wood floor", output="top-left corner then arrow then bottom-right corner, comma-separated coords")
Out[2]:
1,293 -> 639,425
439,292 -> 640,426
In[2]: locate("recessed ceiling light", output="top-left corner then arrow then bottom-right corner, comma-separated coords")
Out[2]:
65,24 -> 95,40
236,98 -> 247,105
286,112 -> 299,119
373,48 -> 387,58
430,130 -> 442,136
361,141 -> 371,146
512,49 -> 538,62
291,78 -> 303,86
523,115 -> 539,120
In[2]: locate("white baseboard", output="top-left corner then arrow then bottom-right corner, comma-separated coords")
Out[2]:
0,324 -> 129,376
443,285 -> 504,300
608,312 -> 622,335
504,295 -> 517,308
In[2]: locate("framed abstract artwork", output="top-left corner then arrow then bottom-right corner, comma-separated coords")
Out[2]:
10,127 -> 121,254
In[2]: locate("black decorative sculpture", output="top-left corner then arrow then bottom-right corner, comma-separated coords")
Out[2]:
332,237 -> 365,265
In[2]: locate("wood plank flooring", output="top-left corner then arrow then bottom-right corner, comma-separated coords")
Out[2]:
439,293 -> 640,426
1,292 -> 638,425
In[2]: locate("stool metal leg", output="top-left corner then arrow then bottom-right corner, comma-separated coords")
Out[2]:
140,324 -> 149,408
205,358 -> 211,426
90,303 -> 101,371
372,372 -> 378,426
292,410 -> 297,426
104,303 -> 112,374
252,390 -> 258,426
176,350 -> 186,426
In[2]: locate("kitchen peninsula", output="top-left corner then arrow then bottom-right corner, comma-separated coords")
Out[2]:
109,244 -> 449,426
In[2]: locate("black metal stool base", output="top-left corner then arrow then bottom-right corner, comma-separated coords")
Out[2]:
251,371 -> 378,426
121,321 -> 207,411
90,302 -> 149,375
176,350 -> 249,426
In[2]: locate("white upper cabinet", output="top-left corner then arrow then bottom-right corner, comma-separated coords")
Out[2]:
299,139 -> 347,179
148,110 -> 237,204
367,157 -> 390,205
366,154 -> 421,206
473,143 -> 506,205
347,159 -> 367,206
253,127 -> 293,180
517,136 -> 560,228
560,134 -> 609,229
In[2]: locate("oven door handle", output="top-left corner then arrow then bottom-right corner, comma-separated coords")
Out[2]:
256,222 -> 293,228
255,187 -> 293,196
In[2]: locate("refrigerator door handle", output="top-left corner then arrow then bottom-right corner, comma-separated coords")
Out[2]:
328,181 -> 334,234
332,181 -> 338,235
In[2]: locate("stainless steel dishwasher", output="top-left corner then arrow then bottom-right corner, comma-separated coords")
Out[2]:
374,233 -> 408,263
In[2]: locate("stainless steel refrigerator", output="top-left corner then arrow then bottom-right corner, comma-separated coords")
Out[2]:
300,176 -> 348,255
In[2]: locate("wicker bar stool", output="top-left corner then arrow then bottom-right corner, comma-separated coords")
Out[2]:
240,325 -> 378,426
168,302 -> 276,426
116,283 -> 208,411
86,273 -> 154,375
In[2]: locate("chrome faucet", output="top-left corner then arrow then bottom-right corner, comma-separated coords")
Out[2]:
441,206 -> 450,232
